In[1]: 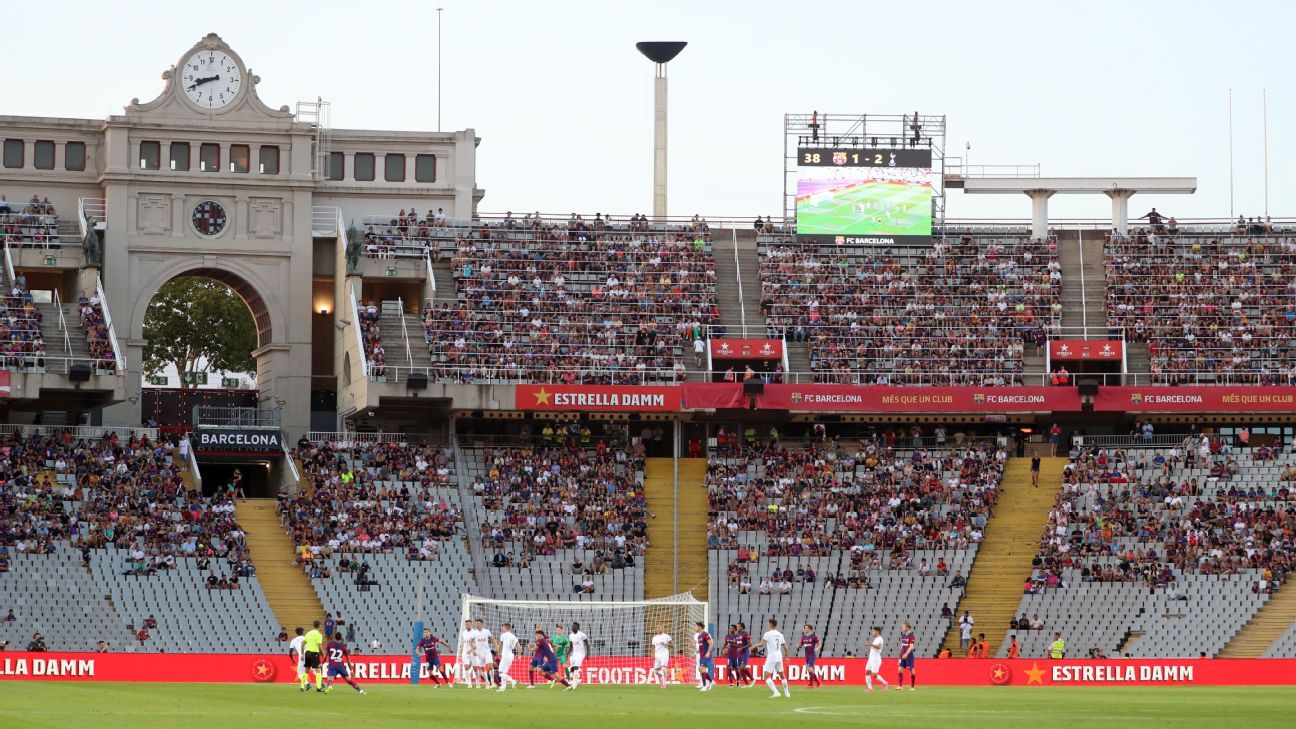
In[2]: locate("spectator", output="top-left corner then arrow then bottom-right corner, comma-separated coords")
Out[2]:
27,633 -> 47,652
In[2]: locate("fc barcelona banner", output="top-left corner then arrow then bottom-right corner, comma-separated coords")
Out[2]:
3,653 -> 1296,687
1096,386 -> 1296,412
757,385 -> 1081,412
515,385 -> 682,412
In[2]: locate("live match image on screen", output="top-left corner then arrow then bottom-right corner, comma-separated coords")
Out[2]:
796,163 -> 934,240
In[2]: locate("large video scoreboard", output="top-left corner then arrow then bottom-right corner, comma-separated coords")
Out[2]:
795,146 -> 934,244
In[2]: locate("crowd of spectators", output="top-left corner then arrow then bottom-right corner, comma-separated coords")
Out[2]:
1033,436 -> 1295,595
420,215 -> 719,384
0,194 -> 59,248
760,236 -> 1061,385
77,290 -> 117,372
1106,233 -> 1296,385
282,439 -> 462,561
471,444 -> 650,561
708,433 -> 1004,593
357,300 -> 387,378
0,430 -> 252,577
2,272 -> 46,371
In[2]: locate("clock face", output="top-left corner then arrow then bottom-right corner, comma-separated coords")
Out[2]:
180,50 -> 242,110
192,201 -> 228,236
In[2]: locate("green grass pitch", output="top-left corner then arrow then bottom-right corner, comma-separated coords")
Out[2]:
4,683 -> 1295,729
797,180 -> 932,237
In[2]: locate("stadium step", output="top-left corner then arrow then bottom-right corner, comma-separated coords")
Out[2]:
642,457 -> 709,600
235,498 -> 326,633
1217,579 -> 1296,657
941,456 -> 1065,656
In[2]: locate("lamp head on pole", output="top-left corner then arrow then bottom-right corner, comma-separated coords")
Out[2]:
635,41 -> 687,64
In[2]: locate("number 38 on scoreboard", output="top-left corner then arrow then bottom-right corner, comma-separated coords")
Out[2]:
798,147 -> 932,168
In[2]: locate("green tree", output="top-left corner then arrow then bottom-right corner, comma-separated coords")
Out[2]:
143,277 -> 257,386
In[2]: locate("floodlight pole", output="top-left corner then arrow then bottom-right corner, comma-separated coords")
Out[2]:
636,42 -> 687,223
654,63 -> 668,223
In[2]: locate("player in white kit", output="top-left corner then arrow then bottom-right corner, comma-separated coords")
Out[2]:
288,627 -> 306,690
493,623 -> 521,691
457,619 -> 477,687
865,626 -> 890,691
473,619 -> 496,687
649,629 -> 673,688
567,621 -> 588,688
755,618 -> 791,699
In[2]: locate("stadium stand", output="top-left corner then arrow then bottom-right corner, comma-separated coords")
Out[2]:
419,215 -> 720,384
1106,233 -> 1296,385
1012,436 -> 1293,657
282,439 -> 473,650
0,429 -> 280,651
460,439 -> 649,602
759,235 -> 1061,385
707,432 -> 1002,656
0,195 -> 60,248
0,271 -> 47,372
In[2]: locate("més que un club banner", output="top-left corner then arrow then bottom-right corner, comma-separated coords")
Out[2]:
2,653 -> 1295,687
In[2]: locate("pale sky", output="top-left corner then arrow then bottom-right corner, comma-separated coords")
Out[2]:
6,0 -> 1291,222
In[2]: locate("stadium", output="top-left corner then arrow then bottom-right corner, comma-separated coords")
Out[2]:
1,6 -> 1295,728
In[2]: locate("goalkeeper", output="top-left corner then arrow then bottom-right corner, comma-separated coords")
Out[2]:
552,624 -> 572,686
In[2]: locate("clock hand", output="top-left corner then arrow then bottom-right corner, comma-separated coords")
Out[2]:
186,75 -> 220,91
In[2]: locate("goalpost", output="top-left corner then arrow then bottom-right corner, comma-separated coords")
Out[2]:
456,592 -> 708,686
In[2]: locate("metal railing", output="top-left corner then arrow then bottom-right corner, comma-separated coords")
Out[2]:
95,274 -> 124,371
193,406 -> 282,428
311,205 -> 340,236
51,288 -> 72,358
1080,433 -> 1203,448
0,424 -> 160,440
396,297 -> 413,369
304,431 -> 444,445
3,243 -> 14,283
0,355 -> 121,376
349,284 -> 369,377
282,437 -> 300,484
185,437 -> 203,492
942,159 -> 1041,179
78,198 -> 106,229
359,364 -> 1296,389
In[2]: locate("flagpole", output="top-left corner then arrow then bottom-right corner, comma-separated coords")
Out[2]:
1262,88 -> 1269,218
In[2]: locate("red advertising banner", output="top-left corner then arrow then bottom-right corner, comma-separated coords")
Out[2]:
756,385 -> 1081,412
2,653 -> 1295,687
0,369 -> 9,397
1049,340 -> 1124,361
680,383 -> 748,410
514,385 -> 681,412
710,339 -> 784,360
1096,386 -> 1296,413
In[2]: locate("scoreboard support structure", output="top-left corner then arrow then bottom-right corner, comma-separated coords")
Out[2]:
783,112 -> 948,239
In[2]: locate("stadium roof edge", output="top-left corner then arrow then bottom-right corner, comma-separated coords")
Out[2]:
962,177 -> 1197,195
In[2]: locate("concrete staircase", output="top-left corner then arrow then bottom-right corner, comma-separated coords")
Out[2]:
1056,236 -> 1107,333
711,230 -> 766,337
429,258 -> 457,307
377,301 -> 413,372
35,302 -> 94,363
1218,583 -> 1296,657
235,499 -> 325,632
942,456 -> 1066,655
642,457 -> 710,600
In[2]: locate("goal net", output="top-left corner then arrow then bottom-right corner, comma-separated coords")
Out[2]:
456,592 -> 708,686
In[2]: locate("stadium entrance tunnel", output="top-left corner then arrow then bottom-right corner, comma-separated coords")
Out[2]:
196,459 -> 276,498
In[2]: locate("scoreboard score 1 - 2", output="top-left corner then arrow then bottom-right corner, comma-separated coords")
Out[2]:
795,147 -> 934,244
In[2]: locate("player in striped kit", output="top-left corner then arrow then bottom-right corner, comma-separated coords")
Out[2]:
693,622 -> 715,692
898,621 -> 917,690
801,624 -> 822,688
